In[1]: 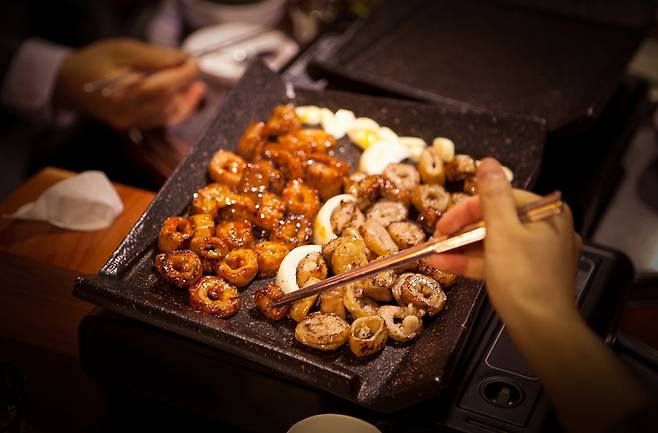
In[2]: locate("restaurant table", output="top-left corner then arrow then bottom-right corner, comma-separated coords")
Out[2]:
0,167 -> 154,433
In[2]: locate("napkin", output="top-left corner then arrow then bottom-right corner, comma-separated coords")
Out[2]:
6,171 -> 124,231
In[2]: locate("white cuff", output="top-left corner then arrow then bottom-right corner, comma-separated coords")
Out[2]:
1,38 -> 72,123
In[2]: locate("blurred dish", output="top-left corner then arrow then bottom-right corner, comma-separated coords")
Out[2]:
183,23 -> 298,85
181,0 -> 287,29
287,414 -> 382,433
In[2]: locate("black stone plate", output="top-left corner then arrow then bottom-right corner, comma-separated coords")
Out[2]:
310,0 -> 649,133
73,61 -> 545,412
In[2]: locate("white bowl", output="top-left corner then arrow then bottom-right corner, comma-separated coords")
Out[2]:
287,414 -> 382,433
183,22 -> 298,85
181,0 -> 287,28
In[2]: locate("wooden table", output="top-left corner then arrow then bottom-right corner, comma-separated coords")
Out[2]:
0,167 -> 154,433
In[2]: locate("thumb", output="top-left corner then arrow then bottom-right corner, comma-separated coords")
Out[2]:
477,158 -> 520,234
117,40 -> 188,70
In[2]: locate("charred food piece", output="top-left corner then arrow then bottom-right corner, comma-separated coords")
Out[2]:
295,312 -> 350,351
377,305 -> 424,342
348,315 -> 388,357
254,282 -> 290,320
394,273 -> 447,316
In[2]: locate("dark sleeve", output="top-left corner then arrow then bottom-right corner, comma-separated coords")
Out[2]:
0,35 -> 23,85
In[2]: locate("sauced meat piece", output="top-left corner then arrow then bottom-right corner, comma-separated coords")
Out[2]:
190,183 -> 232,217
158,216 -> 193,251
278,128 -> 335,154
250,160 -> 286,194
253,241 -> 289,277
282,180 -> 320,218
189,236 -> 228,262
254,282 -> 290,320
189,276 -> 240,318
418,147 -> 446,185
216,248 -> 259,288
254,192 -> 286,231
215,220 -> 254,250
208,149 -> 246,188
411,184 -> 450,233
445,154 -> 477,182
216,201 -> 255,223
238,162 -> 270,199
265,104 -> 301,136
262,144 -> 305,180
236,121 -> 267,160
381,163 -> 420,205
463,175 -> 478,195
305,154 -> 350,200
270,214 -> 312,248
161,249 -> 203,289
342,173 -> 382,210
190,214 -> 215,238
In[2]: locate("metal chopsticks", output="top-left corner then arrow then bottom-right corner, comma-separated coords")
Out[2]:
83,26 -> 270,96
271,191 -> 563,307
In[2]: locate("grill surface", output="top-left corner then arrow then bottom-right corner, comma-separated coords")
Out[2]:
73,61 -> 544,412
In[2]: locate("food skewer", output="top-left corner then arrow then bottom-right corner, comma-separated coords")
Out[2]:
271,191 -> 563,307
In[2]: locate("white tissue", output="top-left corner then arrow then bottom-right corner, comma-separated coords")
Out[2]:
6,171 -> 124,231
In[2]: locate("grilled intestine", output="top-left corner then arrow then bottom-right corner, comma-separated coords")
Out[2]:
154,103 -> 510,358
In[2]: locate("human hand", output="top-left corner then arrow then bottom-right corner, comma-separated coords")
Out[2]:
426,158 -> 582,327
54,38 -> 206,130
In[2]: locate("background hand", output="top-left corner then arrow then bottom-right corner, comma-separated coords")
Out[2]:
54,38 -> 206,130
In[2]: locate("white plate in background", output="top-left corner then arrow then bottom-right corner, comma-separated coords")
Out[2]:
287,414 -> 382,433
183,23 -> 298,86
181,0 -> 287,29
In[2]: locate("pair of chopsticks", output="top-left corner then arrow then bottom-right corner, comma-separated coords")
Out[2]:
271,191 -> 564,307
83,26 -> 270,96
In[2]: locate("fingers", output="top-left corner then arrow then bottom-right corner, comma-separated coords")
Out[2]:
424,254 -> 484,280
477,158 -> 521,235
129,60 -> 199,100
108,80 -> 206,130
164,81 -> 207,126
436,187 -> 539,236
116,39 -> 188,70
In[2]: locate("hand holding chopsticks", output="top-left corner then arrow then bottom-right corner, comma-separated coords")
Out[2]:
83,27 -> 269,96
54,38 -> 207,130
271,191 -> 564,307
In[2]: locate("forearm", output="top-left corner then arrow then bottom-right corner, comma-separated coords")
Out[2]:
505,305 -> 647,433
